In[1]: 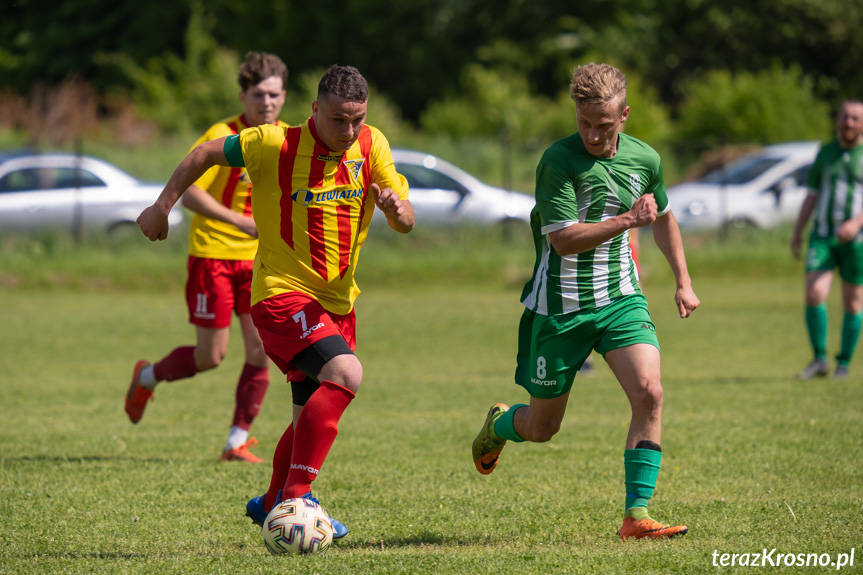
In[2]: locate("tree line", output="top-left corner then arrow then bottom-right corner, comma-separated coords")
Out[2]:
1,0 -> 861,160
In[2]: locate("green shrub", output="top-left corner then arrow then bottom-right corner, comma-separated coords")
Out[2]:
419,62 -> 680,185
419,64 -> 573,143
94,0 -> 241,134
676,63 -> 832,154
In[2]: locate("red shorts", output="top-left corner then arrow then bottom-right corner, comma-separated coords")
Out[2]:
251,292 -> 357,381
185,256 -> 254,329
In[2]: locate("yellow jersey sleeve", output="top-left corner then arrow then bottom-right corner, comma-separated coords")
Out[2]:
368,130 -> 409,201
186,116 -> 289,260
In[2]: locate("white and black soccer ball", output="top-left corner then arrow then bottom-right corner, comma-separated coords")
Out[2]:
262,497 -> 334,555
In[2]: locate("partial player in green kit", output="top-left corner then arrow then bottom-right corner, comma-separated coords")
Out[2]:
791,99 -> 863,380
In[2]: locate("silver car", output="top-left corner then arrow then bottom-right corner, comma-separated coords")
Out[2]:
385,149 -> 535,226
668,141 -> 819,231
0,151 -> 183,236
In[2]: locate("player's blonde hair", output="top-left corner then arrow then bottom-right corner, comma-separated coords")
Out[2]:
570,63 -> 627,111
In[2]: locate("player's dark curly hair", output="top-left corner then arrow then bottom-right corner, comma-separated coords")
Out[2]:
317,65 -> 368,103
238,52 -> 288,91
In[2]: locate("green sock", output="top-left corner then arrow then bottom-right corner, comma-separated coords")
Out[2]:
805,304 -> 828,359
492,404 -> 527,443
624,448 -> 662,519
837,312 -> 862,364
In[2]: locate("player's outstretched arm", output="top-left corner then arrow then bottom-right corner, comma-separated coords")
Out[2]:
138,138 -> 230,241
549,193 -> 657,256
652,210 -> 699,318
371,182 -> 415,233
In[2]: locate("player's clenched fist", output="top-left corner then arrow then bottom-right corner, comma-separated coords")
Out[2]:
371,182 -> 402,215
137,204 -> 171,241
630,194 -> 658,228
371,182 -> 415,233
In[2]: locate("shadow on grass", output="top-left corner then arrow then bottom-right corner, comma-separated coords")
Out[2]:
13,550 -> 151,560
337,530 -> 491,550
1,455 -> 171,464
673,375 -> 798,385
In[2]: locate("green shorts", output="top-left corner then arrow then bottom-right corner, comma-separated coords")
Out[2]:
806,235 -> 863,284
514,294 -> 659,399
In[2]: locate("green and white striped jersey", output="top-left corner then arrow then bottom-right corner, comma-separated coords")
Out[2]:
521,132 -> 669,316
807,140 -> 863,239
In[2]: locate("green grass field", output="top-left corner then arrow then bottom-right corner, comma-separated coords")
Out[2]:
1,226 -> 861,574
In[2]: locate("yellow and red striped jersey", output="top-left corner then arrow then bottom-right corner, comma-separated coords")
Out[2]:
187,114 -> 289,260
239,118 -> 408,314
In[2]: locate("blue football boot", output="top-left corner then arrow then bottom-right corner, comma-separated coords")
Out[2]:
246,489 -> 349,539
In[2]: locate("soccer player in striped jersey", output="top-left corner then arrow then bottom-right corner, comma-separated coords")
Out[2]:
791,99 -> 863,380
125,52 -> 289,464
472,63 -> 700,540
136,65 -> 414,540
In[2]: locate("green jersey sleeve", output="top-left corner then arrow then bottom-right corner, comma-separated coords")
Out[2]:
535,155 -> 579,231
807,147 -> 826,192
651,160 -> 669,215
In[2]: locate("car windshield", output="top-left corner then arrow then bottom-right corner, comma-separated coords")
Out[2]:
0,167 -> 106,192
396,163 -> 466,195
700,156 -> 782,185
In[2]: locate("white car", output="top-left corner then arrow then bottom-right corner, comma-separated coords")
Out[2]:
668,141 -> 820,231
385,149 -> 535,226
0,151 -> 183,236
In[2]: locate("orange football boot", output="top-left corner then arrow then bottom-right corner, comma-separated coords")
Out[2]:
125,360 -> 153,424
617,516 -> 689,540
221,437 -> 264,463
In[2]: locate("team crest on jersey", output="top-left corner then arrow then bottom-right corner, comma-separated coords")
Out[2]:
344,159 -> 365,181
292,189 -> 315,206
630,173 -> 642,194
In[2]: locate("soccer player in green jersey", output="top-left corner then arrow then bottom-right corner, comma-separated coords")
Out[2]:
472,63 -> 700,540
791,99 -> 863,379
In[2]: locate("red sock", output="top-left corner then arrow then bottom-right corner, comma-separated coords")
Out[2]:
283,380 -> 355,499
265,422 -> 294,511
232,363 -> 270,429
153,346 -> 197,382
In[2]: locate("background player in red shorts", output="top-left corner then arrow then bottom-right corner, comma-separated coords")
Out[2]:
125,52 -> 289,464
136,65 -> 414,539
